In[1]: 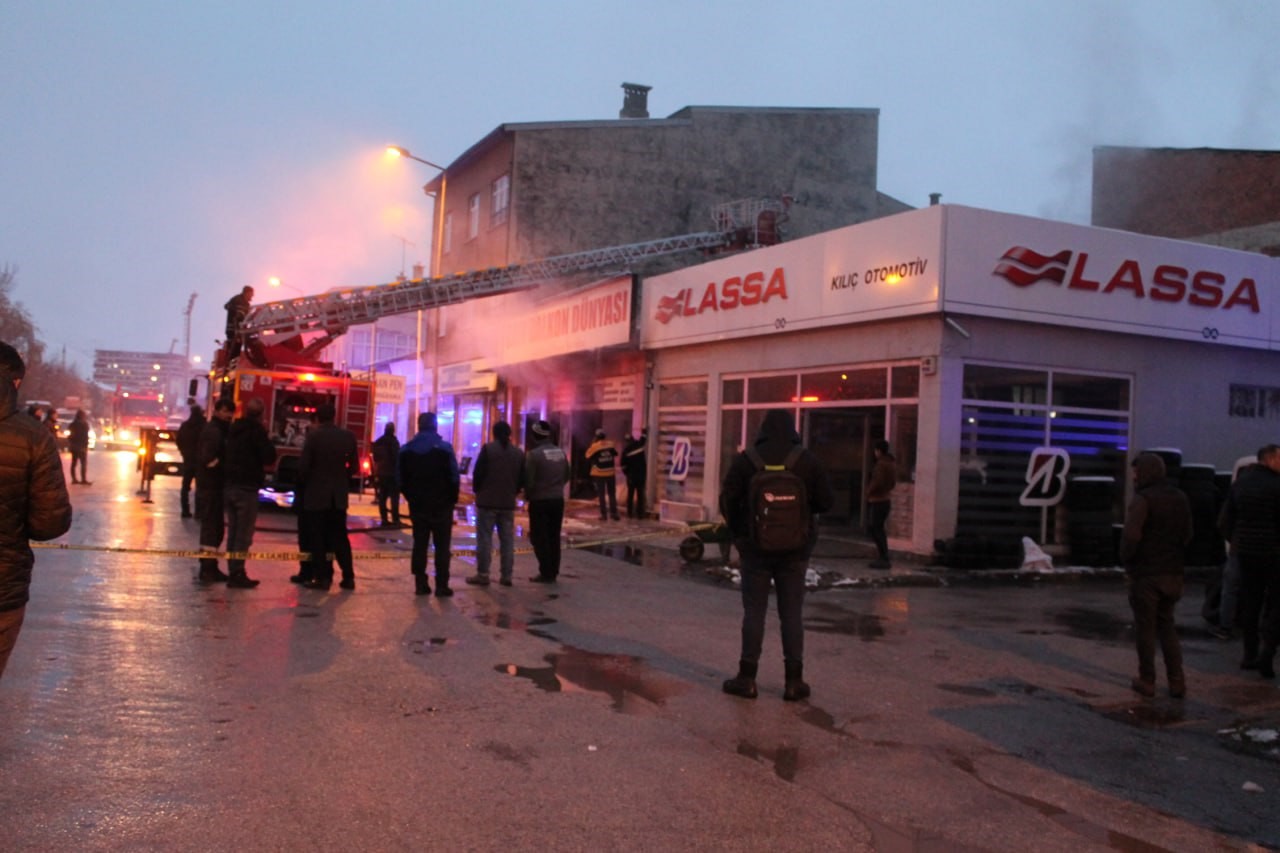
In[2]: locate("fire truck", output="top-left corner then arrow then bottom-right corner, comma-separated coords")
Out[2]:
214,199 -> 787,505
101,389 -> 168,450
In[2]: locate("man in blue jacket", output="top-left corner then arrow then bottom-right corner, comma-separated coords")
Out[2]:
400,412 -> 459,597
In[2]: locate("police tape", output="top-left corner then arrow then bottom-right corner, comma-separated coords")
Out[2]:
30,523 -> 719,563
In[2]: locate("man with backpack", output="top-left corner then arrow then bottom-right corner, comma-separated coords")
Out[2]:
719,408 -> 833,702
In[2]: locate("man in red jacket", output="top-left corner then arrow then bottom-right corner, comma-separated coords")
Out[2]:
0,341 -> 73,679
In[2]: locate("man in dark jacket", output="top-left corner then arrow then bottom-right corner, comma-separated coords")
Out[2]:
524,420 -> 570,583
221,397 -> 276,588
297,403 -> 359,591
0,341 -> 72,679
223,286 -> 253,363
67,408 -> 91,485
622,429 -> 647,519
467,421 -> 523,587
1219,443 -> 1280,679
865,440 -> 897,569
176,404 -> 205,518
719,408 -> 834,702
195,399 -> 235,583
400,412 -> 459,597
1120,452 -> 1193,698
371,422 -> 401,527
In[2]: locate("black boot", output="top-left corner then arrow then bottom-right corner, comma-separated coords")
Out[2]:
783,661 -> 811,702
722,660 -> 758,699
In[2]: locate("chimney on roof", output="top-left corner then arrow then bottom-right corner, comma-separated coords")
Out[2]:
929,193 -> 942,206
620,83 -> 652,119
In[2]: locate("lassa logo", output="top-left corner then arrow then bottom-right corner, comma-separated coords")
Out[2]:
655,268 -> 787,324
993,247 -> 1260,313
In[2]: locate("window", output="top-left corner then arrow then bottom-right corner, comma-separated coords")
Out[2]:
442,212 -> 453,256
1229,384 -> 1280,420
490,174 -> 510,226
467,193 -> 480,239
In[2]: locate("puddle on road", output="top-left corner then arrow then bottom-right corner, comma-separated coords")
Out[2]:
582,542 -> 713,579
1097,701 -> 1187,729
804,601 -> 887,641
496,646 -> 685,713
1046,607 -> 1131,642
948,752 -> 1178,852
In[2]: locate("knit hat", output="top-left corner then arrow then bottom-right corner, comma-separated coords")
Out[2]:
532,420 -> 551,439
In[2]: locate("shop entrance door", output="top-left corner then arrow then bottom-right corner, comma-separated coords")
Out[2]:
802,407 -> 884,529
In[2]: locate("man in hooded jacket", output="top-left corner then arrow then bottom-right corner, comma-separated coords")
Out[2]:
719,408 -> 833,701
1120,452 -> 1193,698
1218,443 -> 1280,679
0,340 -> 72,679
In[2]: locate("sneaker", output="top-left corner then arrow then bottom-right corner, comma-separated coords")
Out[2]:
435,586 -> 454,598
499,577 -> 513,587
198,567 -> 229,584
288,573 -> 311,585
465,574 -> 490,587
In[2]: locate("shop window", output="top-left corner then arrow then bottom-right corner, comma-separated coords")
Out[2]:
719,409 -> 744,489
657,382 -> 710,510
1229,384 -> 1280,419
800,367 -> 887,402
891,365 -> 920,398
747,374 -> 798,404
722,378 -> 744,405
1051,372 -> 1129,410
963,364 -> 1048,407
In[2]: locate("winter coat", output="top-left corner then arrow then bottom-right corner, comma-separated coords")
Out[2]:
222,415 -> 276,490
176,413 -> 204,463
1219,462 -> 1280,557
195,417 -> 231,492
866,454 -> 897,503
399,428 -> 459,516
622,435 -> 647,485
371,432 -> 400,480
67,416 -> 91,453
719,409 -> 834,558
472,438 -> 524,510
586,438 -> 618,478
524,439 -> 569,502
297,422 -> 359,512
0,369 -> 72,613
1119,453 -> 1193,577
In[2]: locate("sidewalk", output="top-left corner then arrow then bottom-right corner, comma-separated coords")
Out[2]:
350,493 -> 1134,589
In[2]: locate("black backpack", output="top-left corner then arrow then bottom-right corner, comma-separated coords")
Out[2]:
745,445 -> 810,553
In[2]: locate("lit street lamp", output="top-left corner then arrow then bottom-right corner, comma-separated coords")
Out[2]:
267,276 -> 305,298
386,145 -> 445,172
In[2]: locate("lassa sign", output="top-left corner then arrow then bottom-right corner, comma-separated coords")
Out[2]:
994,246 -> 1260,313
655,267 -> 787,323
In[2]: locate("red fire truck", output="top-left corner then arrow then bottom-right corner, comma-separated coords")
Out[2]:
206,347 -> 373,507
101,389 -> 168,450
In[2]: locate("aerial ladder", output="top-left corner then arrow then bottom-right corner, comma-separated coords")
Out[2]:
232,197 -> 790,365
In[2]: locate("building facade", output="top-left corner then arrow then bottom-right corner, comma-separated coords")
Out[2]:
641,204 -> 1278,559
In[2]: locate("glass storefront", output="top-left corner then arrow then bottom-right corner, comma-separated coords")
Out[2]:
958,363 -> 1131,545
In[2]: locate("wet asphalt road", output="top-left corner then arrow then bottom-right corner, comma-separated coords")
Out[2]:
1,450 -> 1278,852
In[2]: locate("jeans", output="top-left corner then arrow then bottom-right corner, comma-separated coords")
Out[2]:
0,606 -> 26,680
475,507 -> 515,580
738,550 -> 808,666
196,482 -> 226,574
528,498 -> 565,579
223,486 -> 261,575
1128,574 -> 1184,685
410,509 -> 453,589
594,476 -> 618,519
70,449 -> 88,483
867,500 -> 890,560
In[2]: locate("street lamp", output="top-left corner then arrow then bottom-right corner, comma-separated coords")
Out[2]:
387,144 -> 448,423
267,276 -> 305,298
386,145 -> 446,172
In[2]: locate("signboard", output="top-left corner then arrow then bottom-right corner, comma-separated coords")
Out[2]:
493,276 -> 633,365
374,373 -> 406,405
641,207 -> 943,349
940,206 -> 1276,351
439,360 -> 498,394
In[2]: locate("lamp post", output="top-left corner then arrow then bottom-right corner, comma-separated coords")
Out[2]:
387,144 -> 448,420
267,276 -> 305,298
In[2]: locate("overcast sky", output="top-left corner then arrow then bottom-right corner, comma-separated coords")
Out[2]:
2,0 -> 1276,372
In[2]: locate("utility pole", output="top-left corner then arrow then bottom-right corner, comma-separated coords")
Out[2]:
183,292 -> 197,360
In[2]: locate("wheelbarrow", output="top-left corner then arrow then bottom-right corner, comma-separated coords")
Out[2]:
679,520 -> 733,563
